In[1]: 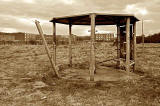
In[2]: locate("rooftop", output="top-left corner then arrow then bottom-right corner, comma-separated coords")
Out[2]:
50,13 -> 139,25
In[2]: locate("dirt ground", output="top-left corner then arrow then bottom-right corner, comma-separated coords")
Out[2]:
0,43 -> 160,106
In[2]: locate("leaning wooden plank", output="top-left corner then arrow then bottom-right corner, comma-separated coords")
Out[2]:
35,20 -> 60,78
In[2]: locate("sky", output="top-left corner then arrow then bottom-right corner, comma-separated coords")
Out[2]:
0,0 -> 159,36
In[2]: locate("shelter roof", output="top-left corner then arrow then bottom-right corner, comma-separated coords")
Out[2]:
50,13 -> 139,25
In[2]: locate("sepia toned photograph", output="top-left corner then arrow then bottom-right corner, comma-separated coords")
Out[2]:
0,0 -> 160,106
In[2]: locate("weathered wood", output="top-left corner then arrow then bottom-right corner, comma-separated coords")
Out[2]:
117,25 -> 120,67
50,13 -> 139,25
89,14 -> 96,81
130,62 -> 135,66
69,24 -> 72,67
97,58 -> 116,64
53,22 -> 56,65
126,17 -> 130,73
35,20 -> 60,78
133,22 -> 137,72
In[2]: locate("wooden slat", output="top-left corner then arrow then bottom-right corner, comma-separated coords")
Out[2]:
130,62 -> 135,66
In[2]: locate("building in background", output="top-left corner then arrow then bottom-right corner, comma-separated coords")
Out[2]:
95,33 -> 114,42
0,32 -> 70,44
0,32 -> 81,45
25,33 -> 38,41
13,32 -> 25,41
0,32 -> 26,41
0,34 -> 15,41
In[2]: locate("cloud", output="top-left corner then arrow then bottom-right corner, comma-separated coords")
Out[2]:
96,30 -> 113,34
23,0 -> 35,4
124,4 -> 148,15
18,17 -> 49,26
0,27 -> 17,33
1,0 -> 13,2
0,0 -> 159,36
144,19 -> 154,23
1,0 -> 35,3
61,0 -> 74,5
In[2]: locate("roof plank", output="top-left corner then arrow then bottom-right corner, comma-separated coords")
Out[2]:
50,13 -> 139,25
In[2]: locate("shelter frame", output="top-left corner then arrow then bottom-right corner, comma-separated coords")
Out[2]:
50,13 -> 139,81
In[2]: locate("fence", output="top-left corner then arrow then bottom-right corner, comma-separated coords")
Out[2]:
0,40 -> 43,45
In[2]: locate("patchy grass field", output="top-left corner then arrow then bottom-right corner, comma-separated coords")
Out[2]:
0,43 -> 160,106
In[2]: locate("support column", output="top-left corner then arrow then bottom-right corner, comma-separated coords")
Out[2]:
133,22 -> 137,72
53,22 -> 56,65
117,25 -> 120,68
126,17 -> 130,73
90,14 -> 96,81
69,24 -> 72,67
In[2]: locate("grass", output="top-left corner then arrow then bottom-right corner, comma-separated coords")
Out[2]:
0,43 -> 160,106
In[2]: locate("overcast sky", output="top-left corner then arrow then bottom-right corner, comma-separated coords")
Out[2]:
0,0 -> 159,36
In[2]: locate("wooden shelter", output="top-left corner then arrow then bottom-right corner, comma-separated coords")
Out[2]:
50,13 -> 139,81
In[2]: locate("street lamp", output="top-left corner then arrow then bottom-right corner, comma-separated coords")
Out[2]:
139,9 -> 148,52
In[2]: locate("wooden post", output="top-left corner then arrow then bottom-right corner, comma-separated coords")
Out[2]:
133,22 -> 137,72
126,17 -> 130,73
117,25 -> 120,68
35,20 -> 60,78
53,22 -> 56,65
69,24 -> 72,67
90,13 -> 96,81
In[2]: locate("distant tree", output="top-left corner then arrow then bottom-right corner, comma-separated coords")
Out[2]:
77,36 -> 90,41
144,32 -> 160,43
29,39 -> 37,45
136,36 -> 142,44
136,32 -> 160,43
